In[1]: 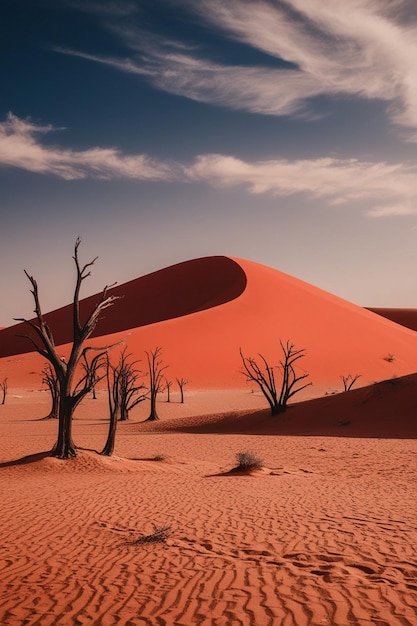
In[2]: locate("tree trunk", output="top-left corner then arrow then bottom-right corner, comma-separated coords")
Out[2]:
146,391 -> 159,421
101,408 -> 118,456
52,395 -> 77,458
119,404 -> 129,421
270,403 -> 285,416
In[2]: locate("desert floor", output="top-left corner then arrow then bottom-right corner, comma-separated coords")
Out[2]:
1,390 -> 417,625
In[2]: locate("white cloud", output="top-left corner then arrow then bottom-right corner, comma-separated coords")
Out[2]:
0,112 -> 175,181
191,0 -> 417,131
65,0 -> 417,134
1,113 -> 416,217
186,153 -> 417,215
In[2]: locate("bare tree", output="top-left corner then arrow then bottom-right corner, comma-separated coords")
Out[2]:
102,354 -> 120,457
118,349 -> 147,422
0,378 -> 7,405
176,377 -> 188,404
145,347 -> 168,421
15,238 -> 119,458
102,349 -> 148,455
42,364 -> 59,419
340,374 -> 361,392
240,340 -> 311,416
165,378 -> 173,403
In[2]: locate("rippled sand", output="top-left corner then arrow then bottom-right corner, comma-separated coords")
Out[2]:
1,391 -> 417,625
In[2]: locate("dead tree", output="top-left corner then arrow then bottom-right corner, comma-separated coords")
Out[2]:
102,354 -> 121,456
341,374 -> 361,392
102,349 -> 148,455
15,238 -> 119,458
176,377 -> 188,404
42,364 -> 59,419
165,378 -> 173,403
117,349 -> 147,422
0,378 -> 7,405
240,340 -> 311,416
145,347 -> 168,421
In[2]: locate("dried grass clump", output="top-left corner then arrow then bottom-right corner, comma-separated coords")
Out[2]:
131,523 -> 172,545
152,454 -> 166,462
235,450 -> 264,472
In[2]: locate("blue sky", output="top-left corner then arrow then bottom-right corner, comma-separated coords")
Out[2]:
2,0 -> 417,326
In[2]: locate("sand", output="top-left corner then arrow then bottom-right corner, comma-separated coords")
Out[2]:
1,390 -> 417,626
1,256 -> 417,624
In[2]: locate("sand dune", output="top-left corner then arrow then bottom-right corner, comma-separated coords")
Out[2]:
2,256 -> 417,392
1,257 -> 417,624
368,307 -> 417,332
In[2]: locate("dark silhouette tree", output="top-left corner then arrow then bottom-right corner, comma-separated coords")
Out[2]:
102,349 -> 147,456
117,349 -> 147,422
240,340 -> 311,416
165,378 -> 173,403
340,374 -> 361,392
102,354 -> 120,456
0,378 -> 7,405
15,238 -> 119,458
145,347 -> 168,421
42,364 -> 59,419
176,377 -> 188,404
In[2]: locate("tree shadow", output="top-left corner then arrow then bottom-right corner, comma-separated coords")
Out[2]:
0,450 -> 51,468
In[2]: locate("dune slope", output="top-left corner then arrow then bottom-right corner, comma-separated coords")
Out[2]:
2,256 -> 417,391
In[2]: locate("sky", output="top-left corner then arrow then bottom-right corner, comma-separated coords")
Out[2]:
2,0 -> 417,326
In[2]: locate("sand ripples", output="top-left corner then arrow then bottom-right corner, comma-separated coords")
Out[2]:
1,423 -> 417,625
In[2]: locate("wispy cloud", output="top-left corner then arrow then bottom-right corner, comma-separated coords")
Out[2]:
186,153 -> 417,216
188,0 -> 417,132
1,113 -> 416,217
0,112 -> 175,181
60,0 -> 417,134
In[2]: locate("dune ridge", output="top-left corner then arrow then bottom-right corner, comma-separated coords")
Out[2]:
368,307 -> 417,331
3,256 -> 417,392
0,256 -> 247,358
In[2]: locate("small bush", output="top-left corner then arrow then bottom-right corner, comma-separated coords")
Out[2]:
132,523 -> 172,545
152,454 -> 166,462
235,450 -> 264,472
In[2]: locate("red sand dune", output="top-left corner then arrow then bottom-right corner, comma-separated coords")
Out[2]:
2,256 -> 417,392
367,307 -> 417,331
148,373 -> 417,439
2,257 -> 417,625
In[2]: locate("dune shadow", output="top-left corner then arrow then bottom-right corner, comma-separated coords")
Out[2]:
0,256 -> 247,358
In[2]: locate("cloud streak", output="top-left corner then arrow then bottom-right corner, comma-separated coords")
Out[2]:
1,113 -> 416,217
0,112 -> 174,181
187,153 -> 417,216
61,0 -> 417,134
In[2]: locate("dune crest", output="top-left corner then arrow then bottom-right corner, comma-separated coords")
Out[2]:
0,256 -> 247,358
2,256 -> 417,391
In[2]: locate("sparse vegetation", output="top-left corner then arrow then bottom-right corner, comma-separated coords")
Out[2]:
240,340 -> 311,416
15,238 -> 120,458
165,378 -> 173,402
176,377 -> 188,404
42,364 -> 59,419
152,454 -> 167,462
340,373 -> 361,392
235,450 -> 264,472
145,347 -> 168,421
130,523 -> 172,545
